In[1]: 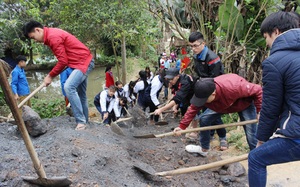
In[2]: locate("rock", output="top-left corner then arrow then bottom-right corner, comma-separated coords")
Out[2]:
71,147 -> 82,157
219,169 -> 227,175
163,156 -> 171,161
220,175 -> 234,184
95,157 -> 108,168
22,106 -> 47,137
178,160 -> 185,165
227,162 -> 246,177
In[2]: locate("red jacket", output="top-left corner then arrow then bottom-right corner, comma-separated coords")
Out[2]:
179,74 -> 262,129
43,27 -> 93,77
105,71 -> 114,88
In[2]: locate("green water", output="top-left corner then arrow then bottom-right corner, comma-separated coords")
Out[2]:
25,66 -> 115,102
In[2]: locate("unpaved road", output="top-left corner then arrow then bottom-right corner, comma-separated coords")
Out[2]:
0,106 -> 299,187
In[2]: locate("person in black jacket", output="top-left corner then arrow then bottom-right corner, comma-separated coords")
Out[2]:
154,68 -> 196,117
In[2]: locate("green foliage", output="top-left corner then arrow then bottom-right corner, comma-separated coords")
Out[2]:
228,130 -> 250,152
95,55 -> 116,66
0,88 -> 10,116
0,88 -> 4,105
218,1 -> 244,40
221,113 -> 239,124
221,113 -> 250,152
31,98 -> 66,118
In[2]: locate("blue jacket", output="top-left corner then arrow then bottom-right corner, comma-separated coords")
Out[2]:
10,65 -> 30,96
258,29 -> 300,142
60,67 -> 73,96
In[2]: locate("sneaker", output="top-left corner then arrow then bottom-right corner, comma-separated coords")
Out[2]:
185,145 -> 208,157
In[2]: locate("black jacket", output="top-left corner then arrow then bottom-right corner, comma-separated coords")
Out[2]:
171,74 -> 196,106
193,46 -> 223,78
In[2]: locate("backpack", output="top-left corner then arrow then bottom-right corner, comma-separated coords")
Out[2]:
142,75 -> 164,106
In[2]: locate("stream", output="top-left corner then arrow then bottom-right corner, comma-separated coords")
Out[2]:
24,66 -> 115,101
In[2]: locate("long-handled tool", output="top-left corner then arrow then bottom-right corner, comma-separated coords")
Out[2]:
123,107 -> 131,117
134,154 -> 248,176
133,119 -> 258,138
110,117 -> 132,136
155,113 -> 168,126
145,110 -> 173,119
0,64 -> 71,186
6,83 -> 45,121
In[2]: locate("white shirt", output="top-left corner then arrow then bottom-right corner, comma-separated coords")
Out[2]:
150,75 -> 163,106
100,90 -> 116,112
113,98 -> 123,117
133,80 -> 145,93
123,83 -> 135,102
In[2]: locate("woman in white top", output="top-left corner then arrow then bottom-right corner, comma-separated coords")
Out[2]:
145,66 -> 154,84
123,80 -> 137,106
133,70 -> 149,109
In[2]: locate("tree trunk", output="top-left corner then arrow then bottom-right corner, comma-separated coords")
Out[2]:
121,35 -> 126,84
111,40 -> 120,80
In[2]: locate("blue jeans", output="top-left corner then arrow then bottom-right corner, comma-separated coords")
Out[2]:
64,59 -> 95,124
248,138 -> 300,187
198,102 -> 257,150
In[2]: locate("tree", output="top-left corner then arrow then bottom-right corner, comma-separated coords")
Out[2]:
49,0 -> 159,83
148,0 -> 300,84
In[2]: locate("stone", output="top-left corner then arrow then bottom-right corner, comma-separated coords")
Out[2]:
22,106 -> 47,137
227,162 -> 246,177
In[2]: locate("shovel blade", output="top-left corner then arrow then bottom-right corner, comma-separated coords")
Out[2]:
22,176 -> 72,187
110,122 -> 125,136
133,134 -> 156,138
155,121 -> 168,126
133,162 -> 156,176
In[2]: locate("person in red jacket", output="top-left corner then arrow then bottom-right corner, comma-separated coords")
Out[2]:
105,66 -> 114,89
174,74 -> 262,156
24,20 -> 95,131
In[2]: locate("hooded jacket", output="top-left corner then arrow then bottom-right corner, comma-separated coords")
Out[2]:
257,29 -> 300,142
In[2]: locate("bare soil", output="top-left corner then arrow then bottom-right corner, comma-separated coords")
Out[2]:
2,60 -> 299,187
0,106 -> 250,187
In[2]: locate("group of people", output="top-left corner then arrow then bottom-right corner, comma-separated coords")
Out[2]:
158,50 -> 182,71
93,78 -> 133,125
13,11 -> 300,186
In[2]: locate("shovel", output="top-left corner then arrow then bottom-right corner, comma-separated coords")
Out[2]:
0,64 -> 72,186
155,113 -> 168,126
110,117 -> 132,136
134,153 -> 248,176
133,119 -> 258,138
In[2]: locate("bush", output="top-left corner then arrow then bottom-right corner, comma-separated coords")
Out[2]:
31,98 -> 66,118
95,55 -> 116,66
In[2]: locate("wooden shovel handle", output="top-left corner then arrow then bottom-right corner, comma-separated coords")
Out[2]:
18,83 -> 45,108
123,107 -> 131,116
148,110 -> 173,116
156,154 -> 248,176
115,117 -> 132,123
155,119 -> 258,138
0,64 -> 47,178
